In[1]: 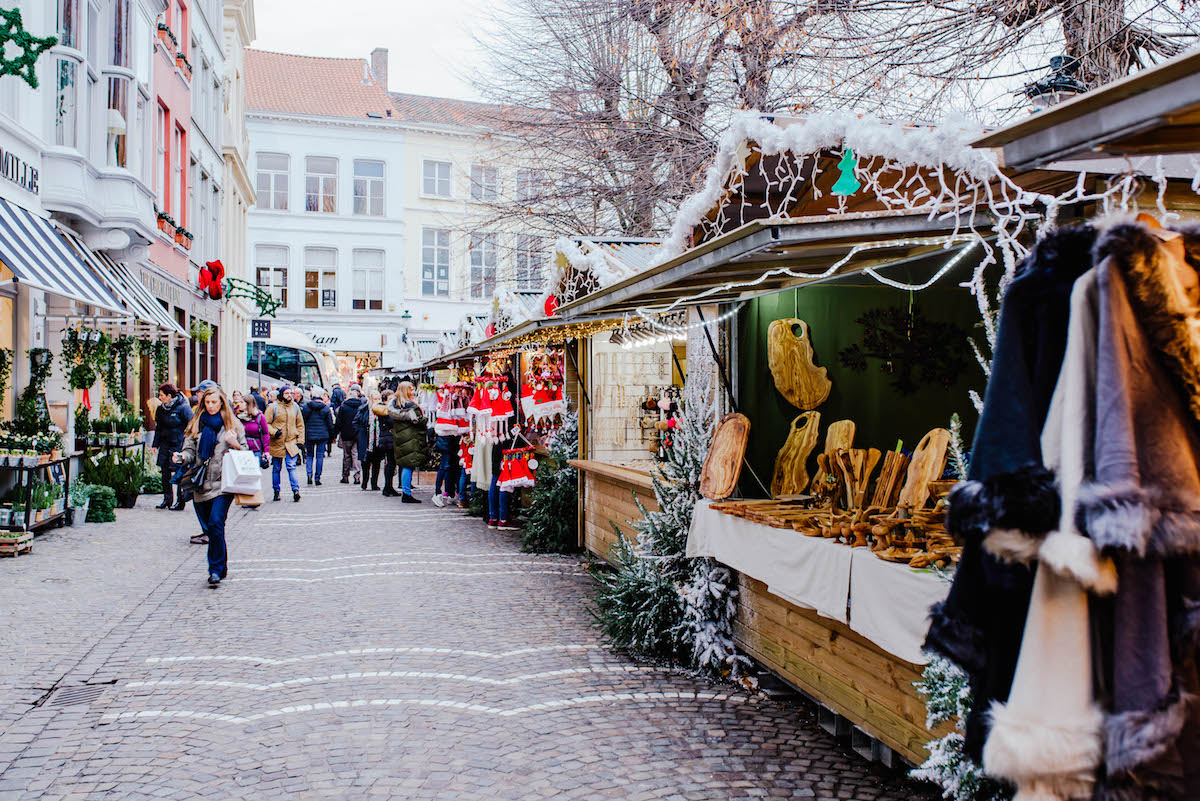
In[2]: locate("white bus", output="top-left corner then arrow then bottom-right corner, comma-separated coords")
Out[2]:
246,325 -> 338,391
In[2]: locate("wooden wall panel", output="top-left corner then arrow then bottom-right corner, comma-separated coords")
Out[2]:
573,462 -> 659,566
733,574 -> 943,764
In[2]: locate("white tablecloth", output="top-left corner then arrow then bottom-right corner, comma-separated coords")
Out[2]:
848,549 -> 949,665
687,500 -> 950,664
687,500 -> 852,622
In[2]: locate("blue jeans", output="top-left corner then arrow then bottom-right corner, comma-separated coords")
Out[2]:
435,452 -> 460,496
272,453 -> 300,492
401,466 -> 414,495
194,494 -> 232,577
305,440 -> 326,480
488,475 -> 511,521
458,472 -> 470,501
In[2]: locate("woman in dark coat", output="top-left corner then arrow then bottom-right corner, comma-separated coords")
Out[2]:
152,383 -> 192,511
300,386 -> 335,485
381,381 -> 427,503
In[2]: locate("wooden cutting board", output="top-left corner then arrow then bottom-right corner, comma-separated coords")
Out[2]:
771,411 -> 821,498
896,428 -> 951,509
767,318 -> 831,410
699,413 -> 751,500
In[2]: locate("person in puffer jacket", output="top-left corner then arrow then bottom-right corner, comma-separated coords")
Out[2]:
301,385 -> 335,485
335,385 -> 367,484
376,381 -> 427,503
152,383 -> 192,511
235,395 -> 270,461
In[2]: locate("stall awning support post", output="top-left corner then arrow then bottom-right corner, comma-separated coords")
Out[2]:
566,344 -> 591,410
695,306 -> 772,499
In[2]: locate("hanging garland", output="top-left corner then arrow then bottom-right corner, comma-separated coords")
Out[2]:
152,340 -> 168,385
0,347 -> 10,411
12,348 -> 53,436
101,335 -> 137,414
0,8 -> 56,90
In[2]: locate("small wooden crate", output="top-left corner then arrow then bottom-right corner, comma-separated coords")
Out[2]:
0,532 -> 33,557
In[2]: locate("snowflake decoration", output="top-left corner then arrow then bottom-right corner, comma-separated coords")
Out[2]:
0,9 -> 57,90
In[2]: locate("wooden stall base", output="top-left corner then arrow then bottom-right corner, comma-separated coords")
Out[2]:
0,532 -> 34,557
732,573 -> 946,765
570,460 -> 660,566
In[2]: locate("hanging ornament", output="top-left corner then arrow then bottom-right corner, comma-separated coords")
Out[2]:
831,148 -> 861,197
543,294 -> 559,317
0,9 -> 56,89
485,322 -> 496,338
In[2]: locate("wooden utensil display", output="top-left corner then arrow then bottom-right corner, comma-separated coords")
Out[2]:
767,318 -> 831,410
699,413 -> 751,500
870,450 -> 910,508
771,412 -> 821,498
809,419 -> 855,495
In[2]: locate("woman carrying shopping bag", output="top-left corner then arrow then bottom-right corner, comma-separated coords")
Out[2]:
173,386 -> 248,586
235,395 -> 270,508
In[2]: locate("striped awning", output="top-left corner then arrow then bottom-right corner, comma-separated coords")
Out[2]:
0,196 -> 127,314
68,242 -> 188,337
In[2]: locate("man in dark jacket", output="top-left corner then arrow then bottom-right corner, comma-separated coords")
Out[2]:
250,386 -> 267,413
300,386 -> 336,485
330,383 -> 345,415
151,383 -> 192,511
335,384 -> 366,484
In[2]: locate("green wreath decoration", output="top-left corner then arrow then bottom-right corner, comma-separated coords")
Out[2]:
0,9 -> 57,90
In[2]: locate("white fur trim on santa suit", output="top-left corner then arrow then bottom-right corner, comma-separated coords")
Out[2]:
983,527 -> 1044,565
984,697 -> 1104,801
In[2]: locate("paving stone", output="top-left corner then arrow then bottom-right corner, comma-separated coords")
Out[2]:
0,455 -> 933,799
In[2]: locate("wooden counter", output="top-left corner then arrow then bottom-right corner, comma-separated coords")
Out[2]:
733,573 -> 944,764
569,460 -> 659,565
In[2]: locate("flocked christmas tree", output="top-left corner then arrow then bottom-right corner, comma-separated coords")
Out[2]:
522,409 -> 580,553
594,381 -> 747,678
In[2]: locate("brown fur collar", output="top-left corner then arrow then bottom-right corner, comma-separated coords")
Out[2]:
1094,221 -> 1200,429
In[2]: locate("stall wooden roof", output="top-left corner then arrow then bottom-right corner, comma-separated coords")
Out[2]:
556,209 -> 992,318
973,49 -> 1200,171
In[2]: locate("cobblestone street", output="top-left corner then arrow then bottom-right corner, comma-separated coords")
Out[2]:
0,465 -> 931,800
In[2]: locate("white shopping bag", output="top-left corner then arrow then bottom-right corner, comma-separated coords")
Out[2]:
221,450 -> 264,495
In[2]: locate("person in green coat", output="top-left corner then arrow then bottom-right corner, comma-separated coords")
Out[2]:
378,380 -> 427,503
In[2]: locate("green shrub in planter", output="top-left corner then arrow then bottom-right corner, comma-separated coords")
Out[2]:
86,485 -> 117,523
69,481 -> 96,509
141,469 -> 162,495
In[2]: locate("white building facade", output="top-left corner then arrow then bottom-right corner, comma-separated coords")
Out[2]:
245,48 -> 546,375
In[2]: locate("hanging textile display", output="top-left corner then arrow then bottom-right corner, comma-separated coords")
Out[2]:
924,219 -> 1200,801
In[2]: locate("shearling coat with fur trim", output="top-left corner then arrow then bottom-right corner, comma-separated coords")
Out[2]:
925,225 -> 1095,759
1081,223 -> 1200,801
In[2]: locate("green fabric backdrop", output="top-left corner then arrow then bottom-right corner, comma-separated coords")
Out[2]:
736,282 -> 984,497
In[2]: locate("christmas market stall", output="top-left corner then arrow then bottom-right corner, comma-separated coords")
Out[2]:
555,97 -> 1200,776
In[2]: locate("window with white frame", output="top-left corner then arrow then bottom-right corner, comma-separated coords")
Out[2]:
353,159 -> 384,216
255,153 -> 288,210
468,233 -> 497,299
305,156 -> 337,212
55,58 -> 78,148
516,168 -> 546,203
111,0 -> 131,68
421,228 -> 450,297
106,76 -> 129,167
255,245 -> 288,307
422,160 -> 451,198
352,249 -> 384,311
515,234 -> 544,292
173,124 -> 185,224
154,103 -> 167,207
304,247 -> 337,310
210,183 -> 219,263
57,0 -> 79,49
195,169 -> 208,252
469,165 -> 498,203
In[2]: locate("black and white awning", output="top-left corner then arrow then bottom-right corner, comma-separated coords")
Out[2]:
68,243 -> 188,337
0,196 -> 127,314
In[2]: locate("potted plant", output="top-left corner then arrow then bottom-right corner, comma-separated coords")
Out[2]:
156,22 -> 171,46
174,226 -> 187,246
0,502 -> 10,528
67,482 -> 93,527
182,229 -> 194,250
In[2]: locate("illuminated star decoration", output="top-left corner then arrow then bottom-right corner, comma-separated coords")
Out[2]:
0,8 -> 57,90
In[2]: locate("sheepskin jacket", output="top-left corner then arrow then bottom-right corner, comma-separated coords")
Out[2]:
925,225 -> 1095,759
982,269 -> 1115,801
1081,224 -> 1200,801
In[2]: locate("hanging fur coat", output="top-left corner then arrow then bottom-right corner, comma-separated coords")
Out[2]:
1078,223 -> 1200,801
982,268 -> 1116,801
925,226 -> 1096,758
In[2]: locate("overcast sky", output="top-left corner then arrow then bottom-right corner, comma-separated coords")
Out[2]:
250,0 -> 493,100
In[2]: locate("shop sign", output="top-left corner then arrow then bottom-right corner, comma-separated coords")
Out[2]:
251,319 -> 271,339
0,147 -> 38,195
140,268 -> 183,306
